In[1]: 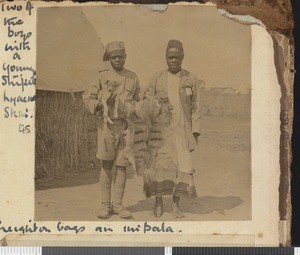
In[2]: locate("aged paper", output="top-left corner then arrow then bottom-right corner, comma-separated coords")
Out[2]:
0,1 -> 283,246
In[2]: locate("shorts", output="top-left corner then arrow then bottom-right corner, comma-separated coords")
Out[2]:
96,119 -> 128,166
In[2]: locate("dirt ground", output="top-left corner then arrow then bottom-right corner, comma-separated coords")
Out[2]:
35,115 -> 251,221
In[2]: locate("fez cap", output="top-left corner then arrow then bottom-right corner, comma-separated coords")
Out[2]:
103,41 -> 125,61
166,39 -> 184,52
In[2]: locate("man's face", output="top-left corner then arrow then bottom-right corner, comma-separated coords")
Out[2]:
165,48 -> 184,74
109,50 -> 126,71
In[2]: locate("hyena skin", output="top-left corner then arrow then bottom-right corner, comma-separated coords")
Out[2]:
120,96 -> 173,196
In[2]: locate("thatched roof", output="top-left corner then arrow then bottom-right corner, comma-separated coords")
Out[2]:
36,7 -> 106,92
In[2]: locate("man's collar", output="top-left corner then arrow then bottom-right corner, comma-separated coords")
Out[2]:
167,69 -> 182,78
110,67 -> 126,74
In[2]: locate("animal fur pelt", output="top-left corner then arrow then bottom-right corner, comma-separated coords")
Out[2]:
97,80 -> 122,124
118,96 -> 173,197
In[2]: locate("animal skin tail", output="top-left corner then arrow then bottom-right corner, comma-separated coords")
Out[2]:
123,121 -> 142,189
102,94 -> 115,124
143,168 -> 154,198
130,156 -> 142,188
113,93 -> 120,119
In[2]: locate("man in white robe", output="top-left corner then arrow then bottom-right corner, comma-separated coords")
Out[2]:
144,39 -> 205,218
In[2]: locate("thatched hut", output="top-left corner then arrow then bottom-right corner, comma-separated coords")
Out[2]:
35,7 -> 105,178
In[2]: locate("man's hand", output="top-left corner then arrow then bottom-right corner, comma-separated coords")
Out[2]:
156,91 -> 169,103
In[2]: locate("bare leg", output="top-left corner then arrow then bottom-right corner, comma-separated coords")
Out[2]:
171,195 -> 184,219
154,196 -> 164,218
112,165 -> 132,219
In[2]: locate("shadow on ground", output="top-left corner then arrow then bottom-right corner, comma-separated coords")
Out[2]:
35,167 -> 137,191
127,196 -> 243,215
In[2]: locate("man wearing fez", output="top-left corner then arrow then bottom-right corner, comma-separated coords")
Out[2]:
83,41 -> 140,219
144,39 -> 204,218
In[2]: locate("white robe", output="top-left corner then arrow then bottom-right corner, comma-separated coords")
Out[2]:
167,71 -> 193,174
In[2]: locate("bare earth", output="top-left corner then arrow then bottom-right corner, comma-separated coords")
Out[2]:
35,115 -> 251,221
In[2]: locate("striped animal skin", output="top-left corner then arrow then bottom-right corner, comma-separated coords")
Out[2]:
120,96 -> 174,196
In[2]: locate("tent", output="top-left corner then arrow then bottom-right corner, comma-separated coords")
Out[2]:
35,7 -> 105,177
36,6 -> 105,92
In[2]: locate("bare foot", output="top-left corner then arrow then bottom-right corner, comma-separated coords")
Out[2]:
171,202 -> 185,219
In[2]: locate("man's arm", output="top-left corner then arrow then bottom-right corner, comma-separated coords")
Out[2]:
143,73 -> 157,99
191,77 -> 205,137
82,80 -> 103,115
132,76 -> 141,103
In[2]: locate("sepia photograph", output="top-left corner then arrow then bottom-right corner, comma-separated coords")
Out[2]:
0,0 -> 289,245
34,5 -> 251,222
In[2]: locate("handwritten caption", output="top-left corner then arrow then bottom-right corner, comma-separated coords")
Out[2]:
1,1 -> 35,134
0,220 -> 182,234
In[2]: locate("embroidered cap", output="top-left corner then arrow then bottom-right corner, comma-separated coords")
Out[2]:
166,39 -> 184,52
103,41 -> 125,61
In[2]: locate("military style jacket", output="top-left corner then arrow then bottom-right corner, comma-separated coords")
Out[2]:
83,68 -> 140,120
144,69 -> 204,151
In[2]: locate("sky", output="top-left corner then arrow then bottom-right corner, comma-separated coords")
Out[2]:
81,5 -> 251,93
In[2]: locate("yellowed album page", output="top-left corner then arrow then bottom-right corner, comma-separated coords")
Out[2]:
0,1 -> 281,246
